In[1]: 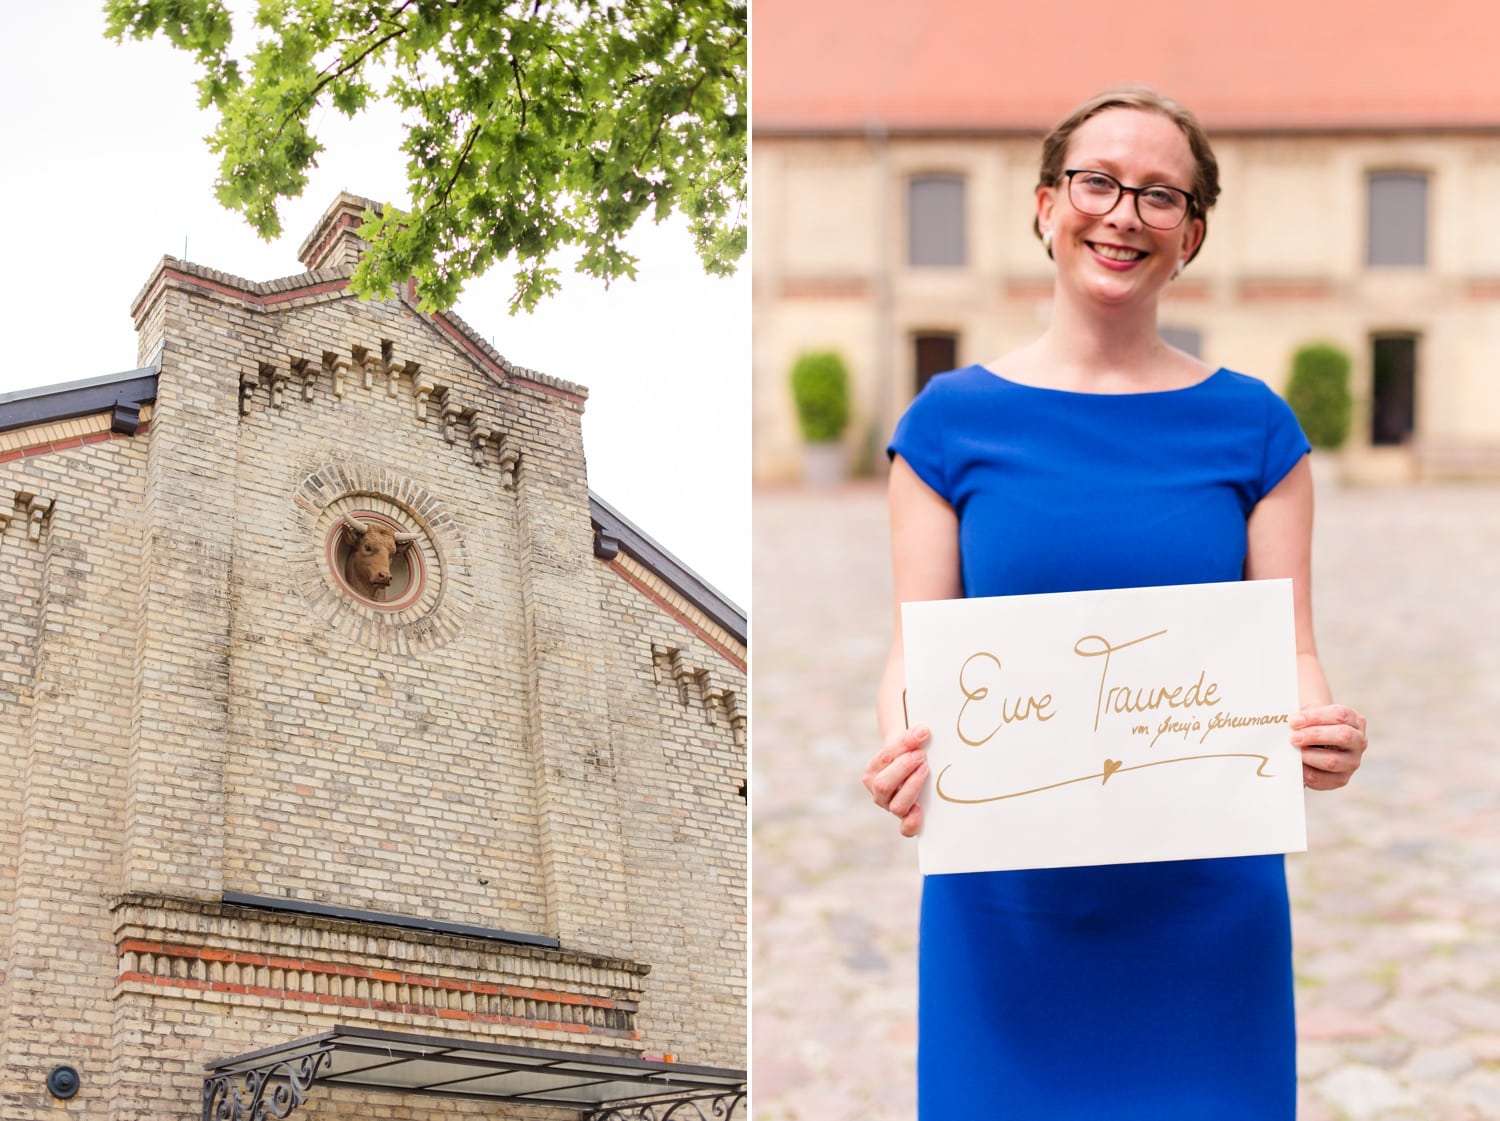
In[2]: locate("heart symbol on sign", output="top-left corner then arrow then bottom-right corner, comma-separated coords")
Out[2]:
1102,758 -> 1124,784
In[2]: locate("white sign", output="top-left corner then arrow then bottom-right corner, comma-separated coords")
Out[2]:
902,580 -> 1306,875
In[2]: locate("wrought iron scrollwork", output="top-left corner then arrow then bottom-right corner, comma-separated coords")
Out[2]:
202,1048 -> 333,1121
587,1089 -> 746,1121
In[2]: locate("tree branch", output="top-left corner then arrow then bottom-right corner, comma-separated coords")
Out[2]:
267,0 -> 424,140
633,30 -> 743,174
510,55 -> 527,130
306,23 -> 408,104
435,118 -> 483,212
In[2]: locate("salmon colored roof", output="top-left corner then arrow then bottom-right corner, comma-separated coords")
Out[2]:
752,0 -> 1500,133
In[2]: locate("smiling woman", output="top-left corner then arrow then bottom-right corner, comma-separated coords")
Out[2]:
1033,87 -> 1222,266
1032,103 -> 1207,329
863,86 -> 1369,1119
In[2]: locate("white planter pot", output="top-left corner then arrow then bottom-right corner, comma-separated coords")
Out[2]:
801,442 -> 848,486
1307,448 -> 1344,491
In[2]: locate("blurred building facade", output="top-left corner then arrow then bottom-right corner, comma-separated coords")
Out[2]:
752,0 -> 1500,483
0,195 -> 745,1120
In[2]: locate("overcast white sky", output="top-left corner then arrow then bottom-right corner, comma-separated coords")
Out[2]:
0,4 -> 748,608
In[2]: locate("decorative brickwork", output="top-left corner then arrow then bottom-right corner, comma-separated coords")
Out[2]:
113,895 -> 645,1044
649,643 -> 747,749
0,487 -> 56,547
288,461 -> 474,653
297,193 -> 375,273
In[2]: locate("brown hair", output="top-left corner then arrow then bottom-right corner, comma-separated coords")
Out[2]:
1034,86 -> 1220,263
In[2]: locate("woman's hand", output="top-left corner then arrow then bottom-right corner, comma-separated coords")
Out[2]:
863,724 -> 931,837
1292,704 -> 1367,790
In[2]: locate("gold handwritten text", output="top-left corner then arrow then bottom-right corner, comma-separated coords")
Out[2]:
1150,713 -> 1202,749
955,652 -> 1055,747
1073,629 -> 1221,732
1200,710 -> 1289,744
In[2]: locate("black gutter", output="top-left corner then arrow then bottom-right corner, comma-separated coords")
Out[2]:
590,493 -> 746,645
0,363 -> 159,437
220,892 -> 561,950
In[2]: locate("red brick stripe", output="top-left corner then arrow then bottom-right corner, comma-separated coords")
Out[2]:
427,316 -> 587,404
606,560 -> 746,672
0,424 -> 147,464
115,940 -> 638,1038
156,267 -> 351,307
135,266 -> 584,406
114,973 -> 633,1036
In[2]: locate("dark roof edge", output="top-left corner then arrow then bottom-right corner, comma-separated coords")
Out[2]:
220,891 -> 561,950
0,358 -> 160,435
590,493 -> 746,644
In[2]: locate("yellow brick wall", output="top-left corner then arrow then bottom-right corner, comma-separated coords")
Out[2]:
595,556 -> 746,1064
0,433 -> 147,1116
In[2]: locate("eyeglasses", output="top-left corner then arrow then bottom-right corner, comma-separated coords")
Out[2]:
1063,169 -> 1196,230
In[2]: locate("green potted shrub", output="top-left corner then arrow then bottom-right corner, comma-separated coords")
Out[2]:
1285,343 -> 1353,451
790,350 -> 851,484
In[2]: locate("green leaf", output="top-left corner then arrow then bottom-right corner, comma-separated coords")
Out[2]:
105,0 -> 746,309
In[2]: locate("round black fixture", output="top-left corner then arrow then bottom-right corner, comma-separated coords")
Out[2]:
46,1064 -> 80,1099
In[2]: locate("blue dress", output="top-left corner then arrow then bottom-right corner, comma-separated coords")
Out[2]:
888,365 -> 1310,1120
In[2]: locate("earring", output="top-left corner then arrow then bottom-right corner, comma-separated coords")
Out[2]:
1042,229 -> 1053,253
1171,259 -> 1184,280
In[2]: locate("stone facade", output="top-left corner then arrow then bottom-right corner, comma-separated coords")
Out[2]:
0,196 -> 745,1120
753,129 -> 1500,484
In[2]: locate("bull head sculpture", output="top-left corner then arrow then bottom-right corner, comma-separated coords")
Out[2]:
340,514 -> 419,601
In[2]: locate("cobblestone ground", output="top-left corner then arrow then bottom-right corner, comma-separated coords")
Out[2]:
751,479 -> 1500,1120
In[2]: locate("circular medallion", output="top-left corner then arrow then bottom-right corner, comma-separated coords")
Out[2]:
288,461 -> 474,654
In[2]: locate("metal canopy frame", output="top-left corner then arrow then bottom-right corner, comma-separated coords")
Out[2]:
202,1025 -> 745,1121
